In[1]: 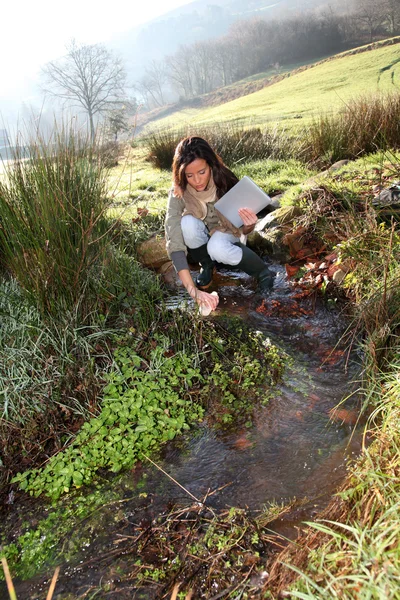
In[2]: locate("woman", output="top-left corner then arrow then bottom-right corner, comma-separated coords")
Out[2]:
165,136 -> 273,312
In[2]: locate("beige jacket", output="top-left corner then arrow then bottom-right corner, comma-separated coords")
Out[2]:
165,188 -> 242,258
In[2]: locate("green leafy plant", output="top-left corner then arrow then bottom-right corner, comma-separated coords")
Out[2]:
200,321 -> 286,427
12,340 -> 204,499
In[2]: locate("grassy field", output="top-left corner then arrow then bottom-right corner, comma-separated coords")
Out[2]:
141,40 -> 400,133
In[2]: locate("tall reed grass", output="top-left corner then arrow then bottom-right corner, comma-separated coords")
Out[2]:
145,123 -> 296,170
302,93 -> 400,166
0,130 -> 113,320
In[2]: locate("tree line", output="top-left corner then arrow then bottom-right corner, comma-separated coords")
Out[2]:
134,0 -> 400,108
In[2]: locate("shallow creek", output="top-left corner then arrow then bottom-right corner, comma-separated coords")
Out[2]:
3,264 -> 365,598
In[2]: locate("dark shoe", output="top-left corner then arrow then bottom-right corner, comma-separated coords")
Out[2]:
234,243 -> 274,291
189,243 -> 215,289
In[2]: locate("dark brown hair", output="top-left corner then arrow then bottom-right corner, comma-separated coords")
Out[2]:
172,136 -> 238,199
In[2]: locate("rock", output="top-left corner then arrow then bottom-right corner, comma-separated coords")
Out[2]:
329,159 -> 350,171
255,205 -> 303,231
158,260 -> 173,274
247,228 -> 289,261
136,232 -> 169,270
247,230 -> 275,254
372,185 -> 400,219
256,194 -> 282,218
332,268 -> 347,284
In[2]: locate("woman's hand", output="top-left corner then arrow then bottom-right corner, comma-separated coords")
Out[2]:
178,268 -> 219,312
238,207 -> 258,234
191,289 -> 219,311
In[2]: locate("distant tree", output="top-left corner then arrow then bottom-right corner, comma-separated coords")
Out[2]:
145,60 -> 168,106
355,0 -> 386,41
133,60 -> 167,108
383,0 -> 400,34
165,48 -> 195,99
42,40 -> 127,141
190,41 -> 218,95
212,37 -> 238,87
105,100 -> 138,141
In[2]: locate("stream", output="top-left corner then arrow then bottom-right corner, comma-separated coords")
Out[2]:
2,264 -> 365,599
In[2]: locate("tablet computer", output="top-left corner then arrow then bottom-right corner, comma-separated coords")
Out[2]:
214,176 -> 272,228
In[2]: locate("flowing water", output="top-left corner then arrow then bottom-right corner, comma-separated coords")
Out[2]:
3,264 -> 365,598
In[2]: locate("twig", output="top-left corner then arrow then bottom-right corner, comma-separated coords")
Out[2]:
46,567 -> 60,600
170,583 -> 180,600
1,557 -> 17,600
142,454 -> 203,505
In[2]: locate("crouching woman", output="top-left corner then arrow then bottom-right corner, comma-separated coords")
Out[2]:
165,136 -> 273,312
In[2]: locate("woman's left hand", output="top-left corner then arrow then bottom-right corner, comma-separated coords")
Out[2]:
238,207 -> 258,234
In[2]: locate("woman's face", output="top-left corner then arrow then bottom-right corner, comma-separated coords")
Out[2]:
184,158 -> 211,192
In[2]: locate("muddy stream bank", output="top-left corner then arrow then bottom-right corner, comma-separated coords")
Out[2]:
1,263 -> 365,599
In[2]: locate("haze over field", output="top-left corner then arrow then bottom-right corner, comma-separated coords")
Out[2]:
1,0 -> 350,135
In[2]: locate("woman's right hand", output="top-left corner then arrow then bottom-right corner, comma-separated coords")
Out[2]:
177,268 -> 219,312
191,289 -> 219,311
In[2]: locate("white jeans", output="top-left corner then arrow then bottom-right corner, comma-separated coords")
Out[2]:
181,215 -> 244,266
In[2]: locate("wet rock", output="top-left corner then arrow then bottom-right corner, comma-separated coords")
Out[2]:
247,230 -> 275,254
329,407 -> 359,425
249,206 -> 304,260
158,260 -> 180,287
248,228 -> 289,261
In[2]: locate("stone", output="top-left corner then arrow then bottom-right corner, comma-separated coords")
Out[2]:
332,268 -> 347,284
329,159 -> 351,172
247,230 -> 275,254
255,205 -> 303,231
136,232 -> 169,270
158,261 -> 179,287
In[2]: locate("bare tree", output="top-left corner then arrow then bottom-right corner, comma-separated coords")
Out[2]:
213,37 -> 238,87
383,0 -> 400,34
42,40 -> 127,140
133,60 -> 167,109
145,60 -> 168,106
355,0 -> 386,41
165,47 -> 195,99
190,41 -> 218,95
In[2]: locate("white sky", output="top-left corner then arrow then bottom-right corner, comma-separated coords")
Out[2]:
1,0 -> 193,100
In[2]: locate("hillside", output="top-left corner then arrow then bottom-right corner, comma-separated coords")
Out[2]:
140,38 -> 400,134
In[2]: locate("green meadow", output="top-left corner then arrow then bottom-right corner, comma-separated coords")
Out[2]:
142,41 -> 400,133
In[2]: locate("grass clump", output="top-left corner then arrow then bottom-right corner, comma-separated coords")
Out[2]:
0,131 -> 169,494
12,336 -> 205,500
0,131 -> 114,321
303,93 -> 400,167
145,123 -> 296,170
